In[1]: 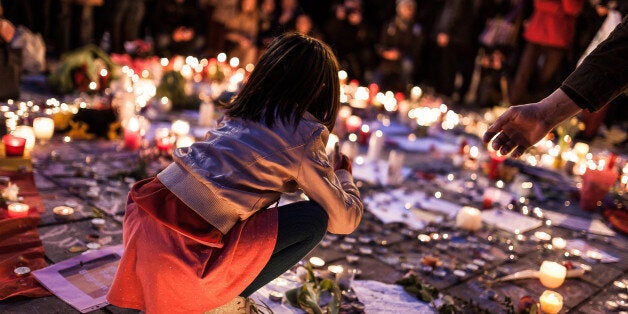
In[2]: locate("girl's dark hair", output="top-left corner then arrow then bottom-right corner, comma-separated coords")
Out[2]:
223,32 -> 340,130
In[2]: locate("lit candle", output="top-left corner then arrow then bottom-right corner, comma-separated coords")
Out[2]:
573,142 -> 589,158
488,150 -> 507,180
3,134 -> 26,157
328,264 -> 344,275
534,231 -> 552,242
52,206 -> 75,221
33,117 -> 55,141
309,256 -> 325,267
154,127 -> 174,152
539,290 -> 563,314
123,116 -> 142,150
551,237 -> 567,250
539,261 -> 567,289
7,203 -> 30,218
345,115 -> 362,133
456,206 -> 482,231
171,120 -> 190,137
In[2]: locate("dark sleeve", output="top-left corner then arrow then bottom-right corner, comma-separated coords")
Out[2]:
560,16 -> 628,112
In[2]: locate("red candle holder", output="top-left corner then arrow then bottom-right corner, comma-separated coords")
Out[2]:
3,134 -> 26,157
488,151 -> 507,180
7,203 -> 30,218
124,128 -> 142,151
155,135 -> 175,152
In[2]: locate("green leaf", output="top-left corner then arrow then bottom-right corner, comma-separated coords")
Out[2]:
529,303 -> 539,314
284,287 -> 300,307
319,279 -> 334,291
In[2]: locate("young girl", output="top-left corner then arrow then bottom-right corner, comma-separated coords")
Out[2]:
107,33 -> 363,313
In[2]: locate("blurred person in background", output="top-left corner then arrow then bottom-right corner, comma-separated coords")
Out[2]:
509,0 -> 584,105
374,0 -> 424,91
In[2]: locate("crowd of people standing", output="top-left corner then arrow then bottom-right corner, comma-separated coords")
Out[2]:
1,0 -> 627,113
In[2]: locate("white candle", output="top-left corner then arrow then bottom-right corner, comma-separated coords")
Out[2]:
456,206 -> 482,231
539,290 -> 563,314
33,117 -> 54,140
387,150 -> 405,186
539,261 -> 567,289
309,256 -> 325,267
366,130 -> 384,161
7,203 -> 29,218
327,265 -> 344,275
551,237 -> 567,250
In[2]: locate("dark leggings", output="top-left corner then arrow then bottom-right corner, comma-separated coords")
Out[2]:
240,201 -> 329,297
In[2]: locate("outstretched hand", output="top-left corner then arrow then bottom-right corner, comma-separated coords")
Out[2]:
483,103 -> 551,158
483,90 -> 583,158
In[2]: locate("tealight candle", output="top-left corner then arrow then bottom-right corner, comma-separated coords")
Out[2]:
328,264 -> 344,275
539,261 -> 567,289
585,250 -> 603,262
551,237 -> 567,250
7,203 -> 30,218
534,231 -> 552,242
53,206 -> 74,221
539,290 -> 563,314
309,256 -> 325,267
33,117 -> 55,141
456,206 -> 482,231
3,134 -> 26,157
155,128 -> 175,152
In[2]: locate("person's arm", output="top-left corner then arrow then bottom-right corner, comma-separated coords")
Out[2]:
297,132 -> 363,235
484,16 -> 627,158
561,16 -> 628,112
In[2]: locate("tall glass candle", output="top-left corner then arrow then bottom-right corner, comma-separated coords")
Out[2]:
366,130 -> 384,161
33,117 -> 55,141
123,116 -> 142,150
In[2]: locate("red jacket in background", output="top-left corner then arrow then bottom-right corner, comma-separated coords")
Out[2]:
524,0 -> 584,48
